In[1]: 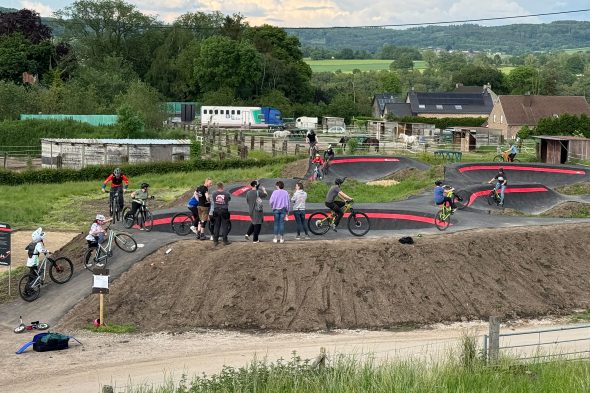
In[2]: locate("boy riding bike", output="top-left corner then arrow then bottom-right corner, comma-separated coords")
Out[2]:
101,167 -> 129,215
25,228 -> 47,286
433,180 -> 457,212
325,178 -> 353,231
125,182 -> 151,230
311,154 -> 324,179
488,168 -> 507,206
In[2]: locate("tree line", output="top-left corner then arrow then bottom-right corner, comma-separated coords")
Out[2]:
0,1 -> 589,132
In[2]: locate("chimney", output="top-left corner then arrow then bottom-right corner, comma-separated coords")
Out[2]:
524,92 -> 532,107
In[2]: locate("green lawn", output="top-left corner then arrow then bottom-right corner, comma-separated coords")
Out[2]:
562,47 -> 590,54
305,59 -> 428,73
499,66 -> 515,74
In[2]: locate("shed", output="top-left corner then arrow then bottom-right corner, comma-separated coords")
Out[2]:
534,135 -> 590,164
41,138 -> 191,169
450,127 -> 503,151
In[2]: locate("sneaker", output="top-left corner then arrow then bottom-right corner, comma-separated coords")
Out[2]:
305,236 -> 311,240
223,240 -> 231,245
499,202 -> 504,206
139,227 -> 146,231
330,224 -> 337,232
190,226 -> 198,234
244,234 -> 249,240
273,238 -> 278,243
295,236 -> 301,240
253,240 -> 260,243
199,234 -> 207,241
279,238 -> 285,244
210,235 -> 214,241
96,261 -> 105,267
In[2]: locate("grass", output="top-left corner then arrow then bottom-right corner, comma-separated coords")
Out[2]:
0,166 -> 284,231
123,352 -> 590,393
555,182 -> 590,195
85,323 -> 137,333
304,59 -> 426,73
570,309 -> 590,322
0,265 -> 27,303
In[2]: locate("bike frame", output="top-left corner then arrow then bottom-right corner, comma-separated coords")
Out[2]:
28,253 -> 50,289
93,229 -> 118,265
322,201 -> 354,225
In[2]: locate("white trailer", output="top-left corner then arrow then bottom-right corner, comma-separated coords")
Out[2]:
295,116 -> 318,130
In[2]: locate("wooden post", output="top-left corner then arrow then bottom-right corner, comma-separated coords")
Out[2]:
3,152 -> 6,169
250,135 -> 255,150
488,316 -> 500,363
99,293 -> 104,326
282,140 -> 288,155
295,144 -> 300,156
260,137 -> 264,151
272,139 -> 276,157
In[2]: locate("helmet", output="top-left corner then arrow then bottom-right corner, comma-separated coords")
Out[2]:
328,144 -> 332,149
140,182 -> 149,189
499,167 -> 504,172
96,214 -> 106,221
335,178 -> 344,185
113,168 -> 122,176
250,180 -> 259,188
31,227 -> 45,242
435,180 -> 443,186
315,153 -> 320,157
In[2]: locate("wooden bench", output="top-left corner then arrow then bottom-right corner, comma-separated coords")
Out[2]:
434,150 -> 462,161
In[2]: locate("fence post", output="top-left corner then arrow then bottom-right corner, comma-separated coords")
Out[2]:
295,144 -> 300,156
272,139 -> 276,157
250,135 -> 255,151
488,316 -> 500,364
259,137 -> 264,151
282,140 -> 288,155
3,152 -> 6,169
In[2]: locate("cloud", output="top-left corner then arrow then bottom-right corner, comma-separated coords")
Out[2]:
19,0 -> 53,16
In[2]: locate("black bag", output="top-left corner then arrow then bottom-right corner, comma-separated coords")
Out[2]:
33,332 -> 71,352
398,236 -> 414,245
25,242 -> 36,258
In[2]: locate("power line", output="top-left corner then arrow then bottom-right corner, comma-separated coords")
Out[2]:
282,8 -> 590,29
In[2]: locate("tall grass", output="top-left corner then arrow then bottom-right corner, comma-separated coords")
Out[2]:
0,166 -> 283,230
123,352 -> 590,393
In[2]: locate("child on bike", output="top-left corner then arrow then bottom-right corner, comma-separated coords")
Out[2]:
126,182 -> 150,230
325,178 -> 353,231
26,228 -> 47,284
101,167 -> 129,216
488,168 -> 507,206
85,214 -> 111,246
434,180 -> 457,212
311,154 -> 324,179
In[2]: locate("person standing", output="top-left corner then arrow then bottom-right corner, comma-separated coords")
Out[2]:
269,180 -> 290,243
291,182 -> 310,240
195,178 -> 212,240
245,180 -> 267,243
210,182 -> 231,246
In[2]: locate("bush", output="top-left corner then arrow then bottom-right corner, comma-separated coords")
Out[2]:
0,156 -> 298,185
347,138 -> 359,154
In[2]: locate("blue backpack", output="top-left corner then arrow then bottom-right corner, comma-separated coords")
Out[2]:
16,332 -> 81,354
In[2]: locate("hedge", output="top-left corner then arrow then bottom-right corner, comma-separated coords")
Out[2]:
0,157 -> 299,186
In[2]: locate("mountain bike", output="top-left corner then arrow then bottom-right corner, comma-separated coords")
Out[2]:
171,211 -> 232,236
122,197 -> 154,231
493,151 -> 520,162
307,200 -> 370,237
434,186 -> 463,231
14,316 -> 49,333
84,226 -> 137,272
108,188 -> 125,223
311,163 -> 323,180
18,252 -> 74,302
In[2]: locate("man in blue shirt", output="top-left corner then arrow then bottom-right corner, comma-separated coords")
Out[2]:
434,180 -> 456,212
508,143 -> 519,162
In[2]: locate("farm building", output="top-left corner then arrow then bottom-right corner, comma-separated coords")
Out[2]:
41,139 -> 191,169
533,135 -> 590,164
450,127 -> 503,151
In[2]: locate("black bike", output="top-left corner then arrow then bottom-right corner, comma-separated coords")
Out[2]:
109,188 -> 124,224
171,211 -> 232,236
122,197 -> 154,231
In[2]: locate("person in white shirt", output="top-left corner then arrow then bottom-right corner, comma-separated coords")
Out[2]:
85,214 -> 111,245
26,228 -> 47,284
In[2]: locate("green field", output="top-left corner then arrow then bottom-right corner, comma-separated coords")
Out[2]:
306,59 -> 436,73
499,66 -> 515,74
562,47 -> 590,54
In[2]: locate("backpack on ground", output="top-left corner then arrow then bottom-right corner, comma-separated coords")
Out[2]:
16,332 -> 82,354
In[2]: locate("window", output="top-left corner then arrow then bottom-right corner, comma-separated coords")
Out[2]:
214,110 -> 218,115
419,104 -> 425,109
493,115 -> 496,122
455,105 -> 462,110
237,110 -> 241,115
500,115 -> 503,124
231,110 -> 235,115
220,110 -> 224,114
436,105 -> 443,110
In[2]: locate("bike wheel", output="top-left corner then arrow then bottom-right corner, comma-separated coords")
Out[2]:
49,257 -> 74,284
493,155 -> 504,162
122,207 -> 134,229
14,324 -> 26,334
143,210 -> 154,232
171,213 -> 193,236
115,233 -> 137,253
454,190 -> 470,210
307,212 -> 331,235
84,247 -> 105,271
513,158 -> 521,162
36,322 -> 49,330
487,191 -> 496,206
434,211 -> 450,231
347,212 -> 370,237
18,275 -> 40,302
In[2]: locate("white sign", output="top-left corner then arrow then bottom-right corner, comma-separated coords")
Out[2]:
93,275 -> 109,289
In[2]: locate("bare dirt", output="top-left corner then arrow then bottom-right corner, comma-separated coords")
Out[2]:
541,202 -> 590,218
60,223 -> 590,332
281,158 -> 310,179
555,181 -> 590,195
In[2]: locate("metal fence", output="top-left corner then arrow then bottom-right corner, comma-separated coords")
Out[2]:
484,316 -> 590,363
1,146 -> 42,169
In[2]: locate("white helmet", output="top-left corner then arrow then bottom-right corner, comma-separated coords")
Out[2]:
31,227 -> 45,242
96,214 -> 106,221
328,144 -> 332,149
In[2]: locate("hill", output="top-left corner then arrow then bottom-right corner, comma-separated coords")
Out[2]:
287,21 -> 590,54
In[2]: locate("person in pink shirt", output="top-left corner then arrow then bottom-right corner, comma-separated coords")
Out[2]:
269,180 -> 290,243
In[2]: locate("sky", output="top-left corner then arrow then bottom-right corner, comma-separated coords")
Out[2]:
2,0 -> 590,28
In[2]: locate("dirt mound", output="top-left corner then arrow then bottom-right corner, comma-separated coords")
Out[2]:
541,202 -> 590,218
281,158 -> 309,179
59,223 -> 590,332
555,182 -> 590,195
